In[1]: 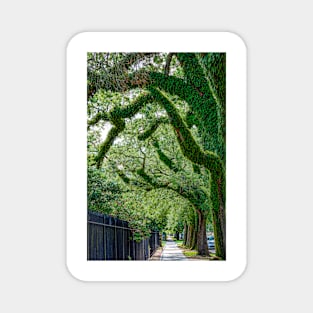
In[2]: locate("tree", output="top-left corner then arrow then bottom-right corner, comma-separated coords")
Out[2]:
103,115 -> 211,255
87,52 -> 226,259
87,167 -> 122,215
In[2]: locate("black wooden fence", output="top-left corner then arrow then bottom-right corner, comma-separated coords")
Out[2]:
87,211 -> 160,260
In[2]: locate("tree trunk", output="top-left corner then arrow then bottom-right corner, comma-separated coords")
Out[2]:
175,231 -> 179,240
190,227 -> 197,250
196,210 -> 210,256
211,172 -> 226,259
217,177 -> 226,257
190,212 -> 198,250
212,209 -> 224,258
183,224 -> 187,246
186,225 -> 192,248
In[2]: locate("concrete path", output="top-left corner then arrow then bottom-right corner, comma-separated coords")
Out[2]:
160,238 -> 188,261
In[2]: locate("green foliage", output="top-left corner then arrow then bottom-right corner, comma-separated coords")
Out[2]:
166,206 -> 187,234
112,188 -> 173,237
87,168 -> 123,214
138,117 -> 168,141
152,140 -> 179,173
87,52 -> 226,259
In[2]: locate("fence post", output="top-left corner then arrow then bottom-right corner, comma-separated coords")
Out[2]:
122,222 -> 124,260
103,215 -> 106,260
114,218 -> 117,260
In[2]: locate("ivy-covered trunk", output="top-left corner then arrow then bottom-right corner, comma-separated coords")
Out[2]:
196,209 -> 210,256
190,211 -> 198,250
211,172 -> 226,259
183,224 -> 187,246
190,226 -> 197,250
212,208 -> 224,258
185,225 -> 191,247
186,223 -> 197,250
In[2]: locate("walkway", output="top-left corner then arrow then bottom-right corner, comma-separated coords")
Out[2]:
160,238 -> 188,261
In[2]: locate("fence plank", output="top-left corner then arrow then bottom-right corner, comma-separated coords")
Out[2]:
87,211 -> 160,261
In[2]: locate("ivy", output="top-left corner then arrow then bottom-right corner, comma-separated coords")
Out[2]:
95,125 -> 123,168
87,52 -> 226,259
152,140 -> 179,173
137,117 -> 168,141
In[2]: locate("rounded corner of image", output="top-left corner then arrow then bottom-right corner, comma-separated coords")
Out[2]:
225,259 -> 248,282
65,261 -> 88,283
66,31 -> 88,52
225,31 -> 248,52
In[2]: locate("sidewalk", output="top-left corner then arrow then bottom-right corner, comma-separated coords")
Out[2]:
160,238 -> 188,261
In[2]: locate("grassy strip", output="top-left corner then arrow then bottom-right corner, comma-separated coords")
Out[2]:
178,243 -> 221,261
173,239 -> 183,245
183,250 -> 198,257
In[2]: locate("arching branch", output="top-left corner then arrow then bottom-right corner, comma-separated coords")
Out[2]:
110,92 -> 154,119
95,123 -> 124,168
88,54 -> 220,156
148,87 -> 223,177
137,117 -> 168,141
198,53 -> 226,112
115,167 -> 153,191
152,140 -> 179,173
164,53 -> 174,75
176,53 -> 212,98
136,168 -> 207,209
87,112 -> 110,129
178,53 -> 226,160
94,92 -> 154,168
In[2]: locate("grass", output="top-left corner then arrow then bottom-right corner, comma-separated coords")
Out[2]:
183,250 -> 198,257
173,239 -> 183,245
177,243 -> 221,261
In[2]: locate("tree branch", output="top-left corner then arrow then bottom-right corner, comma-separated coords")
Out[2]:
152,140 -> 179,173
110,92 -> 154,119
87,53 -> 158,98
148,87 -> 224,179
95,125 -> 124,168
164,53 -> 174,75
87,112 -> 109,129
115,167 -> 153,191
93,92 -> 153,168
137,117 -> 168,141
136,168 -> 206,208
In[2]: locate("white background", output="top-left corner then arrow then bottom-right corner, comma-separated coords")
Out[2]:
67,32 -> 247,282
0,0 -> 312,312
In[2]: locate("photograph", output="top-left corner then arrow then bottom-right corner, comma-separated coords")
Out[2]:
86,52 -> 226,261
67,32 -> 246,281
